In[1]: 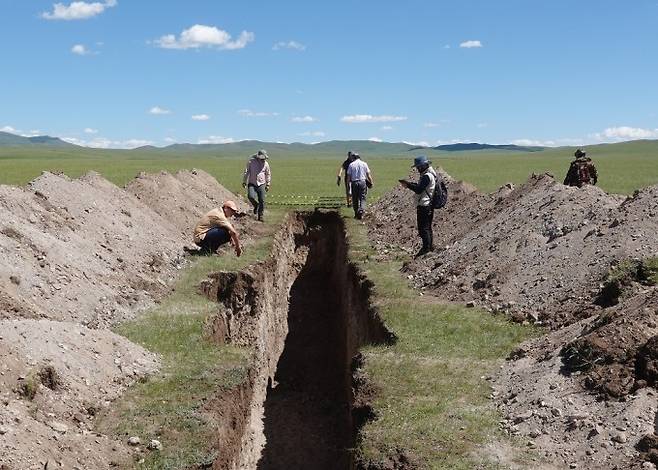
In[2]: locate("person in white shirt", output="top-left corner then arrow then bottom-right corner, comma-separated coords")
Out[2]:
346,152 -> 373,219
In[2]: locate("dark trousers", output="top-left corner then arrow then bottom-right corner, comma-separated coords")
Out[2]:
351,180 -> 367,218
197,227 -> 231,254
417,205 -> 434,250
248,183 -> 266,217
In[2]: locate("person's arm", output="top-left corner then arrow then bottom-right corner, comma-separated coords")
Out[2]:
228,226 -> 242,257
366,170 -> 374,186
590,163 -> 598,185
406,174 -> 431,194
242,161 -> 250,188
337,166 -> 344,185
265,162 -> 271,190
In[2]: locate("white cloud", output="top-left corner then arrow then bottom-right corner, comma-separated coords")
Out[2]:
477,122 -> 489,128
424,122 -> 440,128
443,45 -> 451,49
341,114 -> 408,123
164,137 -> 176,143
42,0 -> 117,21
197,136 -> 236,144
403,140 -> 431,147
291,115 -> 316,123
593,126 -> 658,141
299,131 -> 326,137
460,40 -> 483,48
511,139 -> 556,147
191,114 -> 210,121
84,127 -> 98,134
154,25 -> 254,50
273,41 -> 306,51
1,126 -> 17,133
238,109 -> 279,117
61,136 -> 153,149
368,137 -> 383,142
381,126 -> 393,131
71,44 -> 90,55
149,106 -> 171,115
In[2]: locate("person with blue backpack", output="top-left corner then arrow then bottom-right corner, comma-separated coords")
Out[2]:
399,155 -> 447,258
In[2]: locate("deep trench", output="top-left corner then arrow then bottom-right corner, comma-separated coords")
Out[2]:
204,212 -> 394,470
255,212 -> 392,469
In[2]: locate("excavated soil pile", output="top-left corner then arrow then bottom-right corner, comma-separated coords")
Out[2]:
125,168 -> 252,239
369,171 -> 658,469
0,170 -> 246,469
199,212 -> 395,470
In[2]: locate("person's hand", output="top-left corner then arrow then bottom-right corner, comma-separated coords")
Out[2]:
235,245 -> 242,257
336,176 -> 341,186
265,185 -> 270,192
242,183 -> 246,188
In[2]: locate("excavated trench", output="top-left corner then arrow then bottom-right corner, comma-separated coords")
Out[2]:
200,211 -> 395,470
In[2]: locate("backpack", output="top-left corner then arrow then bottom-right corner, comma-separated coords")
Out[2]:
425,171 -> 448,209
576,160 -> 591,185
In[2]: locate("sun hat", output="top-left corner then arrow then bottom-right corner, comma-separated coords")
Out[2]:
222,200 -> 239,212
412,155 -> 431,168
574,149 -> 586,158
255,149 -> 268,160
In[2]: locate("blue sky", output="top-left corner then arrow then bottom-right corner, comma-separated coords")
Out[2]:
1,0 -> 657,148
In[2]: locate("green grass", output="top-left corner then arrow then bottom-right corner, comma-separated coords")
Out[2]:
345,217 -> 539,469
96,209 -> 285,469
2,139 -> 658,197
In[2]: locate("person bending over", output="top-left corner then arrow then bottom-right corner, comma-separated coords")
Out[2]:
193,200 -> 242,256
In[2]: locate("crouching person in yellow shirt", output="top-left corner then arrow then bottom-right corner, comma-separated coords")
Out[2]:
193,200 -> 242,257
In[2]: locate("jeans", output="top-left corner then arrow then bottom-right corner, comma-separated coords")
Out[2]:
351,180 -> 367,218
197,227 -> 231,254
248,183 -> 266,217
416,205 -> 434,250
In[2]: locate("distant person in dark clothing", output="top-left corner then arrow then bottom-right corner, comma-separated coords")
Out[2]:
336,151 -> 355,206
564,149 -> 598,187
399,155 -> 440,258
193,201 -> 243,256
346,152 -> 373,219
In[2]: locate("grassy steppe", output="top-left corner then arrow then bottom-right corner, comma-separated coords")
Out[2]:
2,139 -> 658,196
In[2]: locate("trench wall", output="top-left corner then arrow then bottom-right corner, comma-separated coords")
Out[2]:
199,211 -> 393,469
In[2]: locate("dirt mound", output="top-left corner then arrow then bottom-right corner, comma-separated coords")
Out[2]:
0,171 -> 186,327
125,168 -> 251,239
371,172 -> 658,328
0,170 -> 246,469
0,319 -> 158,469
370,172 -> 658,467
560,289 -> 658,398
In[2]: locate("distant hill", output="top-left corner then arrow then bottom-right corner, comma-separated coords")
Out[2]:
0,131 -> 76,148
434,143 -> 544,152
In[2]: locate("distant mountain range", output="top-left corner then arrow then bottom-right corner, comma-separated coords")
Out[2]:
0,131 -> 546,155
0,131 -> 75,148
433,143 -> 544,152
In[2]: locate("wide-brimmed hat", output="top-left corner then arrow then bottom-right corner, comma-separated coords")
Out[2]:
412,155 -> 431,168
574,149 -> 586,158
254,149 -> 268,160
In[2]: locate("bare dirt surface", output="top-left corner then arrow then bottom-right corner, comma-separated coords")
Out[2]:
368,170 -> 658,469
0,169 -> 246,469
